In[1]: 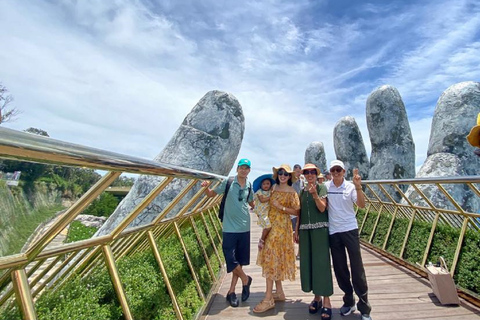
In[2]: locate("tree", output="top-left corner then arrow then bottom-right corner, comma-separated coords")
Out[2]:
111,175 -> 136,187
25,127 -> 49,137
0,83 -> 21,124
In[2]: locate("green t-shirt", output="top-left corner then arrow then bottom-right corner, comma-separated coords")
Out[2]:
215,176 -> 253,233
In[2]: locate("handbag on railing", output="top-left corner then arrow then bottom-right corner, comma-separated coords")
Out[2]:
425,257 -> 460,305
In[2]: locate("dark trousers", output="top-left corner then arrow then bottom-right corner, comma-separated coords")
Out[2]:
329,229 -> 371,315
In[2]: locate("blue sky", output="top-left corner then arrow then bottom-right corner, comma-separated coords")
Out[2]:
1,0 -> 479,179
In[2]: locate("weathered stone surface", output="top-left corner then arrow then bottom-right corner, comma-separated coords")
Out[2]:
96,90 -> 244,236
366,85 -> 415,201
403,153 -> 478,222
333,116 -> 369,180
75,215 -> 106,229
427,81 -> 480,176
405,82 -> 480,213
305,142 -> 327,172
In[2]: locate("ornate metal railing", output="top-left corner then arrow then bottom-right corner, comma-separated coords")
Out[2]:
357,176 -> 480,305
0,127 -> 479,319
0,127 -> 226,320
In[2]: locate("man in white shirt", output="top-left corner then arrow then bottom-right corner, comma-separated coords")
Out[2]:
324,160 -> 372,320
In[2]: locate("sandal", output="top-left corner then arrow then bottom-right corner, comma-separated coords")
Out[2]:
272,292 -> 286,301
309,299 -> 322,314
321,307 -> 332,320
253,298 -> 275,313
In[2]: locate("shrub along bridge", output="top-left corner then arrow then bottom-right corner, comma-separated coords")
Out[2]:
0,127 -> 479,320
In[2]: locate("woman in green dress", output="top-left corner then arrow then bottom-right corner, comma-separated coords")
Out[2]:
295,163 -> 333,320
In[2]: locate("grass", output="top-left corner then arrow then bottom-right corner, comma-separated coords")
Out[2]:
3,204 -> 65,256
65,221 -> 98,243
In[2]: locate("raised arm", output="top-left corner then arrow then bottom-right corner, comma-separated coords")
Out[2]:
201,180 -> 217,198
352,168 -> 365,208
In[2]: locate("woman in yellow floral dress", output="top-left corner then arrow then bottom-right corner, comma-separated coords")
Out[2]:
254,164 -> 300,313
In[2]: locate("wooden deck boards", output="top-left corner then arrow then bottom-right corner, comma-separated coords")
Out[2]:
201,213 -> 480,320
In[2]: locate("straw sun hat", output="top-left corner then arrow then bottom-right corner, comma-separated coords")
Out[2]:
272,164 -> 298,184
302,163 -> 321,176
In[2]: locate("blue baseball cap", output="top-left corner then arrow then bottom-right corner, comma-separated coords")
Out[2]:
237,158 -> 251,168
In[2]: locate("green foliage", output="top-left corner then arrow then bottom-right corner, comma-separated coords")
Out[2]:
194,216 -> 221,275
118,251 -> 175,320
35,273 -> 121,320
111,175 -> 135,187
157,235 -> 203,320
0,306 -> 21,320
455,229 -> 480,293
427,223 -> 459,267
0,160 -> 101,196
181,223 -> 215,294
385,218 -> 409,256
358,209 -> 480,296
66,221 -> 98,243
25,127 -> 49,136
403,220 -> 431,264
371,211 -> 392,247
82,193 -> 119,217
0,216 -> 224,320
359,210 -> 377,241
3,204 -> 64,256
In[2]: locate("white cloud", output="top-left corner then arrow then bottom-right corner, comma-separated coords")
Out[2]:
0,0 -> 479,180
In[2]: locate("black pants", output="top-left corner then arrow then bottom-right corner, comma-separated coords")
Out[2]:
329,229 -> 371,315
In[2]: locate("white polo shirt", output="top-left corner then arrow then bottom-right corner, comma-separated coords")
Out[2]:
325,179 -> 359,235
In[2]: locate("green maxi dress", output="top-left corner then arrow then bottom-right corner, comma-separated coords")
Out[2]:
298,183 -> 334,296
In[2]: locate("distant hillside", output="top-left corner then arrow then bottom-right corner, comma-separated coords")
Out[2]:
0,181 -> 64,256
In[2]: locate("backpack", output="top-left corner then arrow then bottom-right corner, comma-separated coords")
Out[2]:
218,177 -> 252,222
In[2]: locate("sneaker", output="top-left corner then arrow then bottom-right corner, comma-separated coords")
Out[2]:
226,292 -> 239,307
340,304 -> 356,316
361,314 -> 372,320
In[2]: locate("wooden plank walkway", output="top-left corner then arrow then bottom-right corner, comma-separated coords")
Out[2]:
201,212 -> 480,320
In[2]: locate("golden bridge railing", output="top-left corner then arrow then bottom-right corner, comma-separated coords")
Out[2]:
357,176 -> 480,305
0,127 -> 226,320
1,125 -> 479,318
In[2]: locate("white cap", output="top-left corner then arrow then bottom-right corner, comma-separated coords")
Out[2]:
329,160 -> 345,170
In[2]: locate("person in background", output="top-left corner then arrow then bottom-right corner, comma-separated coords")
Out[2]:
323,170 -> 332,181
317,172 -> 325,185
201,159 -> 255,308
295,164 -> 333,319
254,164 -> 300,313
292,164 -> 305,257
324,160 -> 372,320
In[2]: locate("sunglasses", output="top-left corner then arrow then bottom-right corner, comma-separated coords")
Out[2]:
238,188 -> 244,201
330,167 -> 343,173
303,169 -> 317,175
277,170 -> 290,177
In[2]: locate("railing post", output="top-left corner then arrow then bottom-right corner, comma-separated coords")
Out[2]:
147,231 -> 184,320
200,212 -> 222,264
11,269 -> 37,320
173,222 -> 205,301
102,244 -> 133,320
190,216 -> 215,280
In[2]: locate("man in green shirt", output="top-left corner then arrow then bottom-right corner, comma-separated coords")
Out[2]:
201,159 -> 255,307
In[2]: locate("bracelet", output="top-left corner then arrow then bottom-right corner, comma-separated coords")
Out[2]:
356,188 -> 362,191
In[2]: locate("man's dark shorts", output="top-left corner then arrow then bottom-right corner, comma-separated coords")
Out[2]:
222,231 -> 250,273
